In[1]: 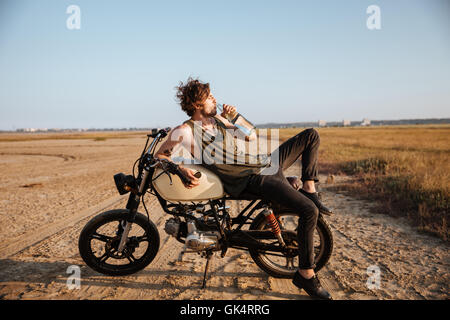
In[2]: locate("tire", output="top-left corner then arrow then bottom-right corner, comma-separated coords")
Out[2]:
78,209 -> 160,276
249,211 -> 333,278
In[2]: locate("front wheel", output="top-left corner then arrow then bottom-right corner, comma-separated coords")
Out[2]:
78,209 -> 160,276
249,212 -> 333,278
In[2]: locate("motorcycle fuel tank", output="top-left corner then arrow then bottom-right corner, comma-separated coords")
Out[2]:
152,164 -> 225,202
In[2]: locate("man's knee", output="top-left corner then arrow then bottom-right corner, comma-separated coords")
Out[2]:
300,203 -> 319,221
296,128 -> 320,143
305,128 -> 319,141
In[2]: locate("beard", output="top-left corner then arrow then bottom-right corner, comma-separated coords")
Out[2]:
201,106 -> 217,117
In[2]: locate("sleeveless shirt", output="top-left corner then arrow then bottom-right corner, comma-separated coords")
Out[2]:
183,116 -> 271,197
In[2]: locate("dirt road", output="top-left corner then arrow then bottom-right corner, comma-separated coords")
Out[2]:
0,136 -> 448,300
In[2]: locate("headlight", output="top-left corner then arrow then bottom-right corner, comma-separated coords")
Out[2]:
113,173 -> 137,195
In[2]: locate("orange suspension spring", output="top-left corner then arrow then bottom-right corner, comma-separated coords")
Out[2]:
264,211 -> 281,236
263,209 -> 285,246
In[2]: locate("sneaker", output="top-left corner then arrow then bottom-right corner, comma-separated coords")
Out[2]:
292,271 -> 333,300
299,189 -> 333,215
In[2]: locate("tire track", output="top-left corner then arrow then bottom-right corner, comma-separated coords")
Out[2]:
0,152 -> 76,161
0,195 -> 124,259
329,225 -> 427,300
319,178 -> 449,300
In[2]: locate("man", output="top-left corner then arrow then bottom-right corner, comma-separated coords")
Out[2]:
155,77 -> 333,300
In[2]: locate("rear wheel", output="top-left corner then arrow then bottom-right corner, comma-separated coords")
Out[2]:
78,209 -> 160,276
249,211 -> 333,278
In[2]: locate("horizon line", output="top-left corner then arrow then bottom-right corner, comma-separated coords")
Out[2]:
3,117 -> 450,132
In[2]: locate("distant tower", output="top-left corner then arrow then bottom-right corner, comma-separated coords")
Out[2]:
343,120 -> 351,127
361,118 -> 371,126
318,120 -> 327,127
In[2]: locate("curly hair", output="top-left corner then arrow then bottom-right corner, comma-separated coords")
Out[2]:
175,77 -> 210,117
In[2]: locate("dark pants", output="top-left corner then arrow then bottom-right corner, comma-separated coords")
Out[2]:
245,128 -> 320,269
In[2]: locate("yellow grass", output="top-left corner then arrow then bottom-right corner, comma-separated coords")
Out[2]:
275,125 -> 449,240
0,131 -> 147,142
2,125 -> 448,240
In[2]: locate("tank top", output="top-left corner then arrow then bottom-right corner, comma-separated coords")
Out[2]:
183,116 -> 271,197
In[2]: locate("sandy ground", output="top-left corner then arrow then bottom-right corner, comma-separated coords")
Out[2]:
0,135 -> 448,300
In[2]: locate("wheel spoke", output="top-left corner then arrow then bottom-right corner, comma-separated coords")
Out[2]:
260,251 -> 286,258
98,252 -> 109,263
264,240 -> 279,246
136,234 -> 149,242
91,232 -> 113,242
127,254 -> 137,263
285,257 -> 295,269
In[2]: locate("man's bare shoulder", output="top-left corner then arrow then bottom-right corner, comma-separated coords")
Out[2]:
169,123 -> 193,139
173,122 -> 189,130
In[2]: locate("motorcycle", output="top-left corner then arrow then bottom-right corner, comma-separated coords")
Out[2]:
78,127 -> 333,288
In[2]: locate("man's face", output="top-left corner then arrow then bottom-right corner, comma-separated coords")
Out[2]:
200,92 -> 217,117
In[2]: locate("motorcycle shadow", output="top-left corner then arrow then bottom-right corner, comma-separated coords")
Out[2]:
0,258 -> 308,300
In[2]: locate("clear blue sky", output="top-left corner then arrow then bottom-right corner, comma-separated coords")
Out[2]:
0,0 -> 449,130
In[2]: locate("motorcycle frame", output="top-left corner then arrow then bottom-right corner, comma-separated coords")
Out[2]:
118,129 -> 288,255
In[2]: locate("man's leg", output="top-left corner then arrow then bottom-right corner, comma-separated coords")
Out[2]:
302,180 -> 317,193
245,173 -> 332,299
264,128 -> 332,299
267,128 -> 322,276
275,128 -> 320,184
273,128 -> 332,214
247,173 -> 319,271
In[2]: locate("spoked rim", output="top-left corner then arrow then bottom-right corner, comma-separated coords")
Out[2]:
87,218 -> 153,270
255,212 -> 326,275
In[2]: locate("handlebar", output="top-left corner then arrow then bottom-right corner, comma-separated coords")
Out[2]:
144,128 -> 203,186
148,127 -> 171,138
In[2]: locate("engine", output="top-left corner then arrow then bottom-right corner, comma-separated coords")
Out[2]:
164,217 -> 220,251
164,217 -> 184,238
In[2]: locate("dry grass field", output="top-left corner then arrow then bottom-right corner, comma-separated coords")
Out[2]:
0,125 -> 448,300
0,131 -> 144,142
275,125 -> 449,241
2,124 -> 448,241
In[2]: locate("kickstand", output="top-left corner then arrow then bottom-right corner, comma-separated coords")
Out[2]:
201,250 -> 214,289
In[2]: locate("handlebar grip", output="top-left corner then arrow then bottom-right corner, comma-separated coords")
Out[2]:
148,127 -> 172,138
174,167 -> 191,185
162,160 -> 199,186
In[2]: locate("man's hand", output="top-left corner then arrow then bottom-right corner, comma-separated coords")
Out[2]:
178,166 -> 200,189
221,104 -> 237,118
218,104 -> 257,141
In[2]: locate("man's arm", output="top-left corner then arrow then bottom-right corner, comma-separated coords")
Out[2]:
154,124 -> 200,189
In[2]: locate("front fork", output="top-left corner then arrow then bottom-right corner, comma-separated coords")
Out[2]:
117,170 -> 148,253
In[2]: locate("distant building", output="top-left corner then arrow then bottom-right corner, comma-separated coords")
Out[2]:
318,120 -> 327,127
17,128 -> 37,132
361,118 -> 371,126
342,120 -> 351,126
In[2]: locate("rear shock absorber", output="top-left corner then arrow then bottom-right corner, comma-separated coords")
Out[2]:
262,207 -> 286,247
